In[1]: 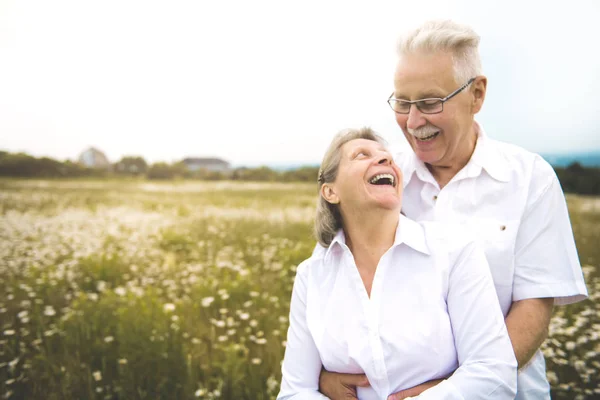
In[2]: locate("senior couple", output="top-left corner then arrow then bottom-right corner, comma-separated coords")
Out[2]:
277,20 -> 587,399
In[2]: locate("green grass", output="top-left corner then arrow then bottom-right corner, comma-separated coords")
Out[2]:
0,180 -> 598,399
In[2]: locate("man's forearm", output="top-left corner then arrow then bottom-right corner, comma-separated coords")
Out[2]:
505,297 -> 554,368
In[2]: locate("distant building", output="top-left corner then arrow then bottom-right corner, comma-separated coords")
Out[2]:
182,157 -> 230,172
78,147 -> 110,169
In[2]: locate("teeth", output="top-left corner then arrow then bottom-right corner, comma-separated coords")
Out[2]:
369,173 -> 395,186
416,132 -> 439,141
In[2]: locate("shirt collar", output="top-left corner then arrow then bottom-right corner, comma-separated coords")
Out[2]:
468,123 -> 511,182
394,214 -> 430,255
323,214 -> 430,263
400,121 -> 511,187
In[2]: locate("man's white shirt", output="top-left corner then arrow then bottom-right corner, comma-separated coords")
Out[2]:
278,215 -> 517,399
397,122 -> 588,399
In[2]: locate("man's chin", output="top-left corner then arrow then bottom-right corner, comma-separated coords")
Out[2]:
414,150 -> 441,165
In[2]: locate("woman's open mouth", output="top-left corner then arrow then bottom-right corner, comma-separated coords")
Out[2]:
368,173 -> 396,187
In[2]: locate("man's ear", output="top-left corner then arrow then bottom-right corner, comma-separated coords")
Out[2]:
471,75 -> 487,114
320,183 -> 340,204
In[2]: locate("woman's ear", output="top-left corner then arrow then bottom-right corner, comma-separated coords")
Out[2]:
320,183 -> 340,204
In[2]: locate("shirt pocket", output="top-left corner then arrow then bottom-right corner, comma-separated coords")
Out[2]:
471,219 -> 519,288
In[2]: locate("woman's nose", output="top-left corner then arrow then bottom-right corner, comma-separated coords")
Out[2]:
377,155 -> 391,165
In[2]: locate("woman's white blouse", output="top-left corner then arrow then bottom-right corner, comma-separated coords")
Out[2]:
278,215 -> 517,399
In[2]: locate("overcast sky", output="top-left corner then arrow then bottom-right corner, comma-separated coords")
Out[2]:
1,0 -> 599,166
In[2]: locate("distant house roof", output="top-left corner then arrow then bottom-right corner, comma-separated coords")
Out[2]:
78,147 -> 110,169
182,157 -> 229,165
182,157 -> 230,171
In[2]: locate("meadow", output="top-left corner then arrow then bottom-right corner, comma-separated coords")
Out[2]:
0,179 -> 599,399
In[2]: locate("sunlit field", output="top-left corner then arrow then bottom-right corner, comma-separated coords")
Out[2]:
1,180 -> 599,399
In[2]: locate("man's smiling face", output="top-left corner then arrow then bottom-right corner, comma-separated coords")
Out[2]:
393,51 -> 483,169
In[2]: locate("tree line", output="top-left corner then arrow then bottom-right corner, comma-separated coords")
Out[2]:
1,150 -> 599,194
0,151 -> 320,183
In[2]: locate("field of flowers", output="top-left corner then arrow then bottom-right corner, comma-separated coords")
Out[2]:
1,179 -> 599,399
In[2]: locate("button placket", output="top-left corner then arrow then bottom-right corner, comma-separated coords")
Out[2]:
367,258 -> 389,390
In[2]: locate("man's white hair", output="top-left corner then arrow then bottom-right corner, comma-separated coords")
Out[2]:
397,20 -> 483,84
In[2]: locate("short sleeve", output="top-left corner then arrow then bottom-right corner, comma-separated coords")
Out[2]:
513,158 -> 588,305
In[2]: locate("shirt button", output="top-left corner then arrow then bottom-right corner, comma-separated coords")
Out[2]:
433,195 -> 438,201
500,225 -> 506,231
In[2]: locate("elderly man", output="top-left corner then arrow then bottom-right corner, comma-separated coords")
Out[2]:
318,20 -> 588,399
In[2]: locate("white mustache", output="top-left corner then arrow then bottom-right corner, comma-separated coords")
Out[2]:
407,125 -> 439,139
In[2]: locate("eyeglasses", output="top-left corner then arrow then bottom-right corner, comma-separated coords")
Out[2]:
387,77 -> 476,115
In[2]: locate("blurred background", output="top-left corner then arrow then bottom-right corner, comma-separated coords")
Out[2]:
1,0 -> 599,399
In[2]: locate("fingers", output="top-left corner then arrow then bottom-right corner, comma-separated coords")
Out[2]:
387,379 -> 444,400
340,373 -> 369,387
387,394 -> 411,400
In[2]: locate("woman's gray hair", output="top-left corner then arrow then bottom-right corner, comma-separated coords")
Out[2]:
315,127 -> 387,247
397,19 -> 482,84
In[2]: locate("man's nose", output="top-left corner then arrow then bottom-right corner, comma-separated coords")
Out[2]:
406,105 -> 427,130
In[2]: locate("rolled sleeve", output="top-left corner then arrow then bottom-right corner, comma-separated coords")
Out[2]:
513,165 -> 588,305
277,262 -> 328,400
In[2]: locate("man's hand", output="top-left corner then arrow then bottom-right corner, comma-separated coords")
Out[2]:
318,368 -> 370,399
386,379 -> 443,400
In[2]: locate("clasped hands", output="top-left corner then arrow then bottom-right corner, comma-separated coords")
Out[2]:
318,368 -> 443,400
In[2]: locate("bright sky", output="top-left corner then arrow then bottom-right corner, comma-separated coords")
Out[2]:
1,0 -> 599,166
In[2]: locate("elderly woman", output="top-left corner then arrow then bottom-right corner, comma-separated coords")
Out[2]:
277,128 -> 517,400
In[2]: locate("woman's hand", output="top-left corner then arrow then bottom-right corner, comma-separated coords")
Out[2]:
318,368 -> 370,399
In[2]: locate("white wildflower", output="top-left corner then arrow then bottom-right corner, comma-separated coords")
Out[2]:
212,319 -> 226,328
201,297 -> 215,307
96,281 -> 107,292
8,358 -> 19,369
44,306 -> 56,316
87,293 -> 99,302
